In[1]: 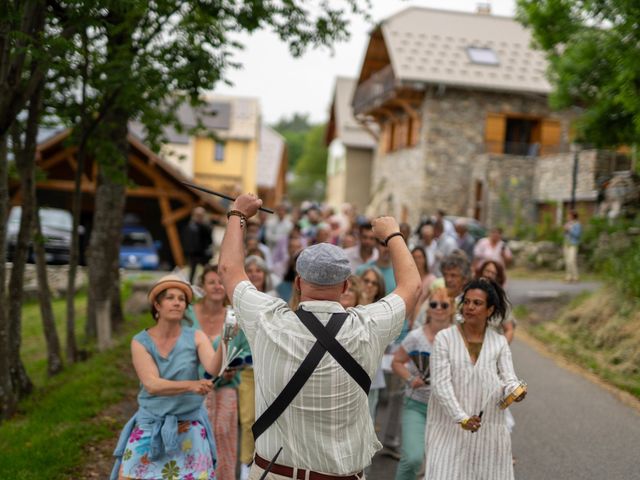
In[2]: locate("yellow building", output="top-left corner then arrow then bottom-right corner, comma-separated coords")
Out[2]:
161,95 -> 261,200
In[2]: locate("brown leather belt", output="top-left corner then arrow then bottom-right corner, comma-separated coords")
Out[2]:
254,454 -> 363,480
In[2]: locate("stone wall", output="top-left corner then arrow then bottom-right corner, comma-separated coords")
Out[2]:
534,150 -> 599,203
6,264 -> 88,299
485,155 -> 537,228
368,86 -> 573,227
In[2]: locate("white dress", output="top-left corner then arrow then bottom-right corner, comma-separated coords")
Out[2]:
424,325 -> 521,480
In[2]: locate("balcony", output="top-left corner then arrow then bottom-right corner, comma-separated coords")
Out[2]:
352,65 -> 397,115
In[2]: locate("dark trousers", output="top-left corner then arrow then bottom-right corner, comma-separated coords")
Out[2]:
188,255 -> 209,284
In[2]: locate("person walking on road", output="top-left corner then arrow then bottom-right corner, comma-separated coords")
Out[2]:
218,193 -> 421,479
391,285 -> 453,480
424,278 -> 526,480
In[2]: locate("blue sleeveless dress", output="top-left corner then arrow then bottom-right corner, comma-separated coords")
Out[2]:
111,327 -> 217,480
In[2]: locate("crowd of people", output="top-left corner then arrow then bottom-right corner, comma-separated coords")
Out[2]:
112,198 -> 529,480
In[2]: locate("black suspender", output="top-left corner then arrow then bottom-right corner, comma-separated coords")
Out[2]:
252,308 -> 371,440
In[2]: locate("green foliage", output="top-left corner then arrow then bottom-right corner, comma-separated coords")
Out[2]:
0,294 -> 149,478
274,113 -> 313,171
534,211 -> 564,244
289,124 -> 328,203
581,214 -> 640,297
516,0 -> 640,147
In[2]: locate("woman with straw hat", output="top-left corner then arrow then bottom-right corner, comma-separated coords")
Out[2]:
111,274 -> 224,480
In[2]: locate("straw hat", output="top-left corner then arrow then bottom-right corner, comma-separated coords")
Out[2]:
147,274 -> 193,305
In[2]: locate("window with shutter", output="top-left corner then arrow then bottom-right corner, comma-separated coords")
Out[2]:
485,113 -> 506,154
540,119 -> 562,155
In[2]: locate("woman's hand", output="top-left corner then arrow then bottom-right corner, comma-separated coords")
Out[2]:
460,415 -> 482,432
409,377 -> 426,389
190,379 -> 214,395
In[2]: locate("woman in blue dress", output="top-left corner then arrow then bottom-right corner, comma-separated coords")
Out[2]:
111,274 -> 224,480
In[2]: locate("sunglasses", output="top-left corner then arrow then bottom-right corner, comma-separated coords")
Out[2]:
429,301 -> 450,310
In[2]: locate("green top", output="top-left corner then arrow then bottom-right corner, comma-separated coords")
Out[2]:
185,305 -> 251,389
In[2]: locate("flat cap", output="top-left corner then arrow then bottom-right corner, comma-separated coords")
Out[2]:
296,243 -> 351,286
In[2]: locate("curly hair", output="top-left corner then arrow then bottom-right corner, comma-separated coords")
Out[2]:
460,277 -> 510,322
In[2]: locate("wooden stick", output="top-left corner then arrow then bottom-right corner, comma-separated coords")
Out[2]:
258,446 -> 284,480
181,181 -> 275,214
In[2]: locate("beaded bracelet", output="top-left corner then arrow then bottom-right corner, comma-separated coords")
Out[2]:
226,209 -> 247,229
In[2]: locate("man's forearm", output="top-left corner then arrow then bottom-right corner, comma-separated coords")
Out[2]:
218,216 -> 248,291
389,235 -> 421,312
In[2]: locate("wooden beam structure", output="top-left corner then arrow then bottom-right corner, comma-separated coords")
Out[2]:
31,128 -> 223,268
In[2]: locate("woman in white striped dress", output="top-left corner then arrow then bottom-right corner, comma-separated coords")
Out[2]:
424,278 -> 526,479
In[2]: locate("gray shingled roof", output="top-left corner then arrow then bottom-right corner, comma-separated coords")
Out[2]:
333,77 -> 377,149
256,125 -> 285,189
380,7 -> 551,94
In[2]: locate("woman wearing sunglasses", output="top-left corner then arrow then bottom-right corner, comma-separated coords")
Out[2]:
391,286 -> 453,480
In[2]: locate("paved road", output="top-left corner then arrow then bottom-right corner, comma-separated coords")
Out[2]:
369,279 -> 640,480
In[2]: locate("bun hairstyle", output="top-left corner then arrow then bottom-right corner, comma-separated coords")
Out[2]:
460,277 -> 510,322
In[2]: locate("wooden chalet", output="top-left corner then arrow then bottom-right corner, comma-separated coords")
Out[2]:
17,129 -> 224,267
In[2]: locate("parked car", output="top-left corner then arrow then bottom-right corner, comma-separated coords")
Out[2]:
120,225 -> 161,270
445,216 -> 487,241
6,206 -> 78,264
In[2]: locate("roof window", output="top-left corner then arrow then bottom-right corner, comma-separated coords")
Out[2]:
466,47 -> 500,66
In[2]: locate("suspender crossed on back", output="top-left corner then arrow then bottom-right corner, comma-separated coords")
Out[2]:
252,308 -> 371,440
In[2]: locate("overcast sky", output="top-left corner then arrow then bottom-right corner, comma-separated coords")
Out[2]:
214,0 -> 517,124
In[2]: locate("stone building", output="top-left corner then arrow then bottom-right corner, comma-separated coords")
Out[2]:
351,6 -> 630,227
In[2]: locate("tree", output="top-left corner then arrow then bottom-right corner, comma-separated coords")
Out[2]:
289,124 -> 328,203
517,0 -> 640,147
273,113 -> 312,171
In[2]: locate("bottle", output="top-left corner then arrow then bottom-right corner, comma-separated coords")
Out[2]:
222,306 -> 237,343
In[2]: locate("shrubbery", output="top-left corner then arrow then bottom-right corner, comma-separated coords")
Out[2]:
582,215 -> 640,298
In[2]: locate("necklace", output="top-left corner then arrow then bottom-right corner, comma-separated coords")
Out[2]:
459,323 -> 485,364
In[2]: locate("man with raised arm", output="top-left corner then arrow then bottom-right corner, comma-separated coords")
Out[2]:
218,193 -> 421,480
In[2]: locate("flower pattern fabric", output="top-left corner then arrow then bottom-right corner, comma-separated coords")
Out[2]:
120,420 -> 215,479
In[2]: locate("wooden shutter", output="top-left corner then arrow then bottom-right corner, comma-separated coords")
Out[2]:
485,113 -> 506,154
540,119 -> 561,155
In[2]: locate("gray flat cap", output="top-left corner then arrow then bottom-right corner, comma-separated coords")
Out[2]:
296,243 -> 351,286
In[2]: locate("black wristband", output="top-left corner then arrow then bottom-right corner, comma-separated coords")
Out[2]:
383,231 -> 404,246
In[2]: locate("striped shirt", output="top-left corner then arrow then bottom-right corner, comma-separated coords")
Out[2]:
232,280 -> 405,474
424,325 -> 521,479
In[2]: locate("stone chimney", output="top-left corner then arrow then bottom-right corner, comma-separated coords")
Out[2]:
476,2 -> 492,15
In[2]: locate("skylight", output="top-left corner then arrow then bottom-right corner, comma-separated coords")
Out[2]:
466,47 -> 500,66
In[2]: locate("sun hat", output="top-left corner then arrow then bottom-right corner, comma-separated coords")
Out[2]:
296,242 -> 351,286
147,274 -> 193,304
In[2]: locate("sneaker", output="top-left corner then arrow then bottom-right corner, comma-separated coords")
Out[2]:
240,463 -> 251,480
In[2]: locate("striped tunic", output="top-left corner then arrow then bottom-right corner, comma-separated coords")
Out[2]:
232,280 -> 405,475
424,325 -> 521,480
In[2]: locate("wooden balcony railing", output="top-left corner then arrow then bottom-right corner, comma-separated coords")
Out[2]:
352,65 -> 397,115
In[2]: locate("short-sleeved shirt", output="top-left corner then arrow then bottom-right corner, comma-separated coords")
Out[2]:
400,327 -> 433,405
233,280 -> 405,475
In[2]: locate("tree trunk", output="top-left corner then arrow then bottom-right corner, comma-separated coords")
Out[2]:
86,117 -> 128,349
64,146 -> 83,362
111,256 -> 124,332
7,81 -> 43,397
33,210 -> 63,375
0,132 -> 17,420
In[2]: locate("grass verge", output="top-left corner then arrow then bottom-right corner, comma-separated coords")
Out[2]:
523,287 -> 640,398
0,293 -> 148,480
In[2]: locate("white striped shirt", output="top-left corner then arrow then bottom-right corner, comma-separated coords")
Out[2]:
232,280 -> 405,474
424,325 -> 521,479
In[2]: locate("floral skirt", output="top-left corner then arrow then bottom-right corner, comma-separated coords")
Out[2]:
119,420 -> 215,480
